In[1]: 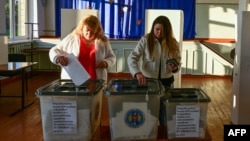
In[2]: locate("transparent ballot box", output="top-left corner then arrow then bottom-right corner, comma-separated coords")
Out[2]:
164,88 -> 211,139
36,79 -> 104,141
105,79 -> 163,141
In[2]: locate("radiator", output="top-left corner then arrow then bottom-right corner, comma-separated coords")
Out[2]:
8,41 -> 33,54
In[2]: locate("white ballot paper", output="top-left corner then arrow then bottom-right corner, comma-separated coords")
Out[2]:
63,53 -> 90,86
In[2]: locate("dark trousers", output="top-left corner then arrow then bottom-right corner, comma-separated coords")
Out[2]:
159,76 -> 174,125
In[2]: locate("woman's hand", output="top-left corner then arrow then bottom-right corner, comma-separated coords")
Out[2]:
167,63 -> 178,72
96,61 -> 108,68
136,72 -> 146,85
56,56 -> 68,66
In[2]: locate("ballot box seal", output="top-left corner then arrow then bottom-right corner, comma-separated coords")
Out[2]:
124,109 -> 145,128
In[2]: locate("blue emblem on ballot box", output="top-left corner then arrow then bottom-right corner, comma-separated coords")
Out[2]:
124,109 -> 145,128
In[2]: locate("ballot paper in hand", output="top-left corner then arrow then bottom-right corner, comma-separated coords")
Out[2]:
63,53 -> 90,86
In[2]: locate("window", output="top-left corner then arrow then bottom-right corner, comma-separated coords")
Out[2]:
5,0 -> 27,40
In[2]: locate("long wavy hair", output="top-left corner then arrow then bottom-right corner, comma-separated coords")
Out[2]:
146,16 -> 180,60
72,15 -> 108,45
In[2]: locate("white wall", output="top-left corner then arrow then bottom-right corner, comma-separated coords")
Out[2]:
108,40 -> 233,75
196,3 -> 237,39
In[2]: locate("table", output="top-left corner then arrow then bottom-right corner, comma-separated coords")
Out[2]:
0,62 -> 38,116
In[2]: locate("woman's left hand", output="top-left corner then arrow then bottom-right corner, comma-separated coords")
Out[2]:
96,61 -> 108,68
167,63 -> 178,71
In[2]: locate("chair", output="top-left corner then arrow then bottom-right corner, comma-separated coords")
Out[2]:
8,54 -> 27,62
0,54 -> 28,94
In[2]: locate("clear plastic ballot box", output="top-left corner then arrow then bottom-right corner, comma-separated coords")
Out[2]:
35,79 -> 104,141
105,79 -> 163,141
164,88 -> 211,139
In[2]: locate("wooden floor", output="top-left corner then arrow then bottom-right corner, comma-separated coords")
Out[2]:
0,71 -> 232,141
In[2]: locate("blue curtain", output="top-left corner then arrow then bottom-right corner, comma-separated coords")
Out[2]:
55,0 -> 196,39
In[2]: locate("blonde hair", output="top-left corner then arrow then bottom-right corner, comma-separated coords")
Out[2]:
72,15 -> 108,44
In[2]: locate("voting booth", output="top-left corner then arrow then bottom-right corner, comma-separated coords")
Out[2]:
36,79 -> 104,141
105,79 -> 162,140
61,9 -> 99,39
164,88 -> 211,139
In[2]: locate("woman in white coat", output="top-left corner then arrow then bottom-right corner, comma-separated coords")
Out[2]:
49,15 -> 116,82
127,16 -> 181,125
127,15 -> 181,88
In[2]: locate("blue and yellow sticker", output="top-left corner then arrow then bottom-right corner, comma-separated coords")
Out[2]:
124,109 -> 145,128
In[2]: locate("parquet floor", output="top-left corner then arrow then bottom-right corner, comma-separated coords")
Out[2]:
0,71 -> 232,141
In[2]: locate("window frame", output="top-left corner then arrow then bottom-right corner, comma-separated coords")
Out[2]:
6,0 -> 28,41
